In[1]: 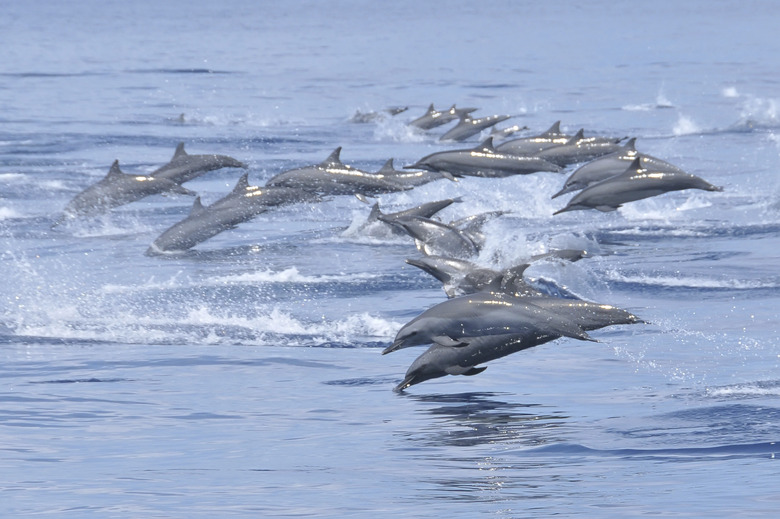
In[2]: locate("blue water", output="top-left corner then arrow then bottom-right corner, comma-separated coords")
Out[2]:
2,1 -> 780,516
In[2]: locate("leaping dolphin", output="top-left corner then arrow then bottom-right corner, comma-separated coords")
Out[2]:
405,137 -> 561,178
393,297 -> 643,391
553,158 -> 723,215
265,147 -> 412,196
384,291 -> 594,355
439,114 -> 512,142
151,142 -> 248,185
146,173 -> 319,253
551,138 -> 687,198
56,160 -> 195,225
386,216 -> 482,259
408,104 -> 478,130
532,129 -> 627,167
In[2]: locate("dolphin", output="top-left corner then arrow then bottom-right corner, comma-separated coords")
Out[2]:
150,142 -> 248,185
405,137 -> 561,178
393,297 -> 643,391
384,291 -> 594,355
265,147 -> 412,196
406,256 -> 541,298
533,129 -> 627,167
439,114 -> 512,142
489,124 -> 529,141
551,138 -> 687,198
358,198 -> 461,236
373,158 -> 456,187
408,104 -> 478,130
146,173 -> 319,253
387,216 -> 481,259
56,160 -> 195,224
495,121 -> 572,155
553,158 -> 723,215
349,105 -> 408,123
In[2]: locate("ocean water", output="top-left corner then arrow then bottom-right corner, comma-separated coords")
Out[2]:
2,0 -> 780,517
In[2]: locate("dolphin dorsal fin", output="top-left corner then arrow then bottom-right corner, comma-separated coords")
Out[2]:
172,142 -> 187,160
377,159 -> 395,175
367,202 -> 383,222
105,160 -> 124,179
542,121 -> 562,137
623,137 -> 637,151
565,128 -> 585,145
475,137 -> 496,153
189,196 -> 207,217
320,147 -> 343,167
232,172 -> 250,193
426,103 -> 435,114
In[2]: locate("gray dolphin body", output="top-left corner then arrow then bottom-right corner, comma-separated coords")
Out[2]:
495,121 -> 572,155
373,159 -> 455,187
551,138 -> 687,198
147,173 -> 318,253
57,160 -> 195,224
359,198 -> 460,236
150,142 -> 248,185
384,291 -> 594,355
553,158 -> 723,215
533,129 -> 626,167
406,138 -> 562,178
393,296 -> 643,391
406,256 -> 540,298
389,216 -> 481,258
439,114 -> 512,142
265,148 -> 412,196
408,104 -> 478,130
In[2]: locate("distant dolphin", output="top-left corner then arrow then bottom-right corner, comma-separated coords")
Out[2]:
495,121 -> 572,155
406,137 -> 561,178
349,106 -> 408,123
56,160 -> 195,225
150,142 -> 248,185
146,173 -> 318,253
551,138 -> 687,198
533,129 -> 626,167
373,158 -> 456,187
393,296 -> 643,391
553,158 -> 723,215
265,147 -> 412,196
439,114 -> 512,142
489,124 -> 529,141
384,291 -> 594,355
408,104 -> 478,130
406,256 -> 540,298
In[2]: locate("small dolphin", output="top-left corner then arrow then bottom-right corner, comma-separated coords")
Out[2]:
358,198 -> 460,236
384,291 -> 594,355
489,124 -> 530,141
439,114 -> 512,142
495,121 -> 572,155
265,147 -> 412,196
150,143 -> 248,185
533,129 -> 627,167
388,216 -> 481,259
406,256 -> 540,298
349,106 -> 408,123
394,331 -> 565,391
146,173 -> 318,253
56,160 -> 195,224
406,137 -> 561,178
373,158 -> 456,187
553,158 -> 723,215
408,104 -> 478,130
551,138 -> 687,198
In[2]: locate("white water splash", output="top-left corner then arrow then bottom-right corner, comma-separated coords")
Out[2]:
673,114 -> 701,136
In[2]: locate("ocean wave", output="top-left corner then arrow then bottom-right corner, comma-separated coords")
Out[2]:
705,380 -> 780,398
604,270 -> 774,290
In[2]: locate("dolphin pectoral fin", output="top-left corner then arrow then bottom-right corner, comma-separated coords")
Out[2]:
595,205 -> 619,212
433,335 -> 469,348
462,366 -> 487,376
354,193 -> 374,204
439,171 -> 458,182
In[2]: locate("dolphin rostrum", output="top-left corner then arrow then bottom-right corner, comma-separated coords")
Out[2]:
551,138 -> 687,198
150,142 -> 248,185
56,160 -> 195,224
146,173 -> 319,253
553,158 -> 723,215
406,137 -> 561,178
265,147 -> 412,196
